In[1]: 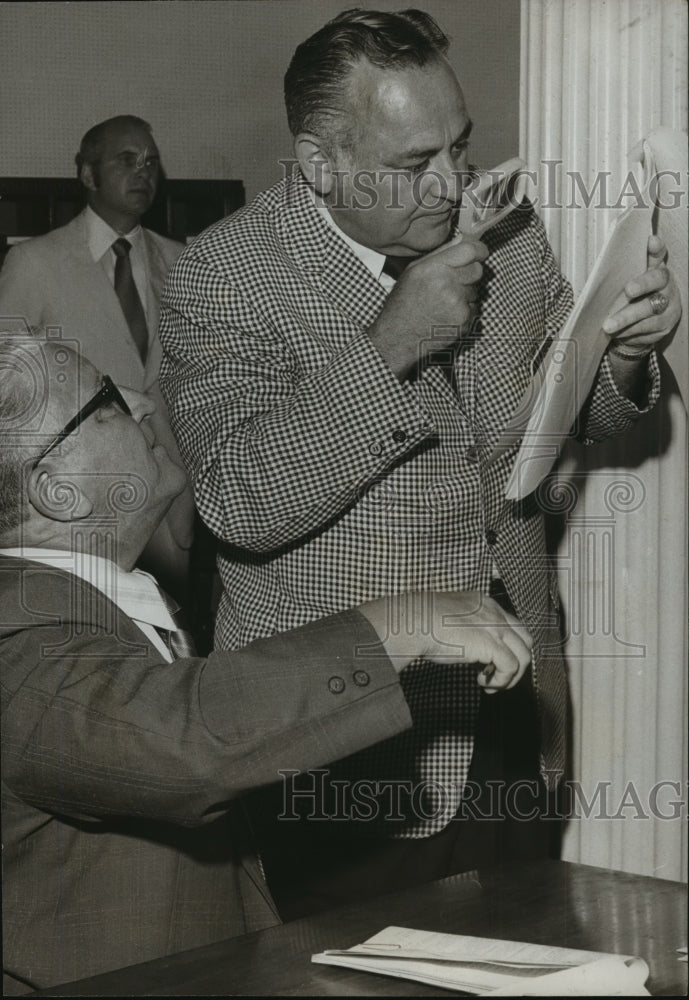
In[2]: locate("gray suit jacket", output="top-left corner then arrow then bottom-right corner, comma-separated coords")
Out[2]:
0,556 -> 411,992
0,211 -> 195,587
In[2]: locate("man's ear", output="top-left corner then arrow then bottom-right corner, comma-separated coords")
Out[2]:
80,161 -> 98,193
294,133 -> 336,197
27,467 -> 93,522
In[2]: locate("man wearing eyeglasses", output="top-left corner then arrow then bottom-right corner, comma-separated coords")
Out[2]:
0,333 -> 535,992
0,115 -> 193,601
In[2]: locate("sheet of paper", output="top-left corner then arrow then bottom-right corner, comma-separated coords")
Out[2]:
312,926 -> 649,995
492,142 -> 655,501
496,129 -> 688,499
647,127 -> 688,413
489,956 -> 651,996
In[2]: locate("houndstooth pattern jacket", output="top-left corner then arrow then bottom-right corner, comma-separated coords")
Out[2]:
159,172 -> 658,836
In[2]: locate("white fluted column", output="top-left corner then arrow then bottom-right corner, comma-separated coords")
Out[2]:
520,0 -> 687,880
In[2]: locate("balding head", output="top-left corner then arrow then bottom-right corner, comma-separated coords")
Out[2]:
75,115 -> 153,177
0,335 -> 59,537
0,335 -> 185,563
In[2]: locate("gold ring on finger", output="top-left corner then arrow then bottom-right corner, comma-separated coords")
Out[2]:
649,292 -> 669,315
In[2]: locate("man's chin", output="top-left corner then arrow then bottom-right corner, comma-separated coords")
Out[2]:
147,475 -> 188,536
166,467 -> 190,504
153,448 -> 189,501
127,190 -> 154,210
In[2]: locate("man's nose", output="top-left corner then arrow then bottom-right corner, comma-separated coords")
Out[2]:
134,155 -> 157,180
422,157 -> 464,206
122,386 -> 156,422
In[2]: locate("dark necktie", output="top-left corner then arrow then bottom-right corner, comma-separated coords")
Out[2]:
155,589 -> 198,659
382,254 -> 415,281
112,237 -> 149,363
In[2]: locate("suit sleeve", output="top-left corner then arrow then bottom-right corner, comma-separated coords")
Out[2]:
575,350 -> 661,443
0,244 -> 45,329
1,607 -> 411,827
159,249 -> 434,552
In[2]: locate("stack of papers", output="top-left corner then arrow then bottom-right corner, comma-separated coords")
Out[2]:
312,926 -> 651,995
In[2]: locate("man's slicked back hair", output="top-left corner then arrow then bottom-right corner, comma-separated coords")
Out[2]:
284,7 -> 450,152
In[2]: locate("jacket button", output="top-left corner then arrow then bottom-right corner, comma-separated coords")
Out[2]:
353,670 -> 370,687
485,529 -> 498,545
392,429 -> 407,443
369,441 -> 383,456
466,445 -> 479,464
328,676 -> 346,694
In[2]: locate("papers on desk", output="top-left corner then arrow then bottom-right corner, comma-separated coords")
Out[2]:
312,926 -> 651,995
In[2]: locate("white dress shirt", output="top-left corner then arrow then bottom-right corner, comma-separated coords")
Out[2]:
0,546 -> 175,661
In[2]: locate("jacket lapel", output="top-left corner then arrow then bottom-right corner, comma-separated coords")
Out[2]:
141,229 -> 167,384
143,228 -> 170,304
0,557 -> 149,658
277,174 -> 387,332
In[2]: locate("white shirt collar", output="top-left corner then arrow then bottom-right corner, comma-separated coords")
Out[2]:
309,187 -> 387,283
0,546 -> 176,631
85,205 -> 143,264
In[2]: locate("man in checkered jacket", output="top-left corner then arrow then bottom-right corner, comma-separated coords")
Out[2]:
159,9 -> 680,915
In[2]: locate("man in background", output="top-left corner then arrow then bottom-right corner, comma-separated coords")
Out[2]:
159,9 -> 680,915
0,115 -> 194,600
0,333 -> 532,991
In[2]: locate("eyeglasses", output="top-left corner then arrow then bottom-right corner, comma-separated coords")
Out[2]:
32,375 -> 131,469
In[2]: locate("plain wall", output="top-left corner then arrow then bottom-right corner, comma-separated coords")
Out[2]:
2,0 -> 520,201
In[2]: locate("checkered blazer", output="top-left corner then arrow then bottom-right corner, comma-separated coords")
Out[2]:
159,172 -> 657,835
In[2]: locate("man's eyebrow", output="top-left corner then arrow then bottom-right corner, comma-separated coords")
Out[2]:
115,147 -> 160,159
457,119 -> 474,143
388,119 -> 474,163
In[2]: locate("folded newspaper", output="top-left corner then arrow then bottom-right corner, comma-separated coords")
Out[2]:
312,926 -> 650,995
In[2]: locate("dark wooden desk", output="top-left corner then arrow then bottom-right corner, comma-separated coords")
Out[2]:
30,861 -> 687,997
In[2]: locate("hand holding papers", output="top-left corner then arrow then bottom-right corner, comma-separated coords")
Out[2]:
642,127 -> 689,412
312,925 -> 651,995
492,134 -> 685,501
